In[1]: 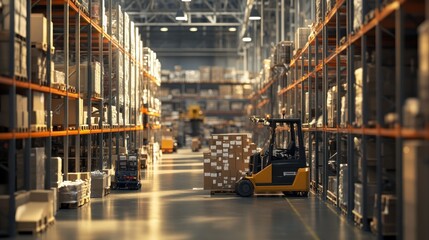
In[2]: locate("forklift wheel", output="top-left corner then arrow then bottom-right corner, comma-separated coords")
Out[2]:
236,179 -> 254,197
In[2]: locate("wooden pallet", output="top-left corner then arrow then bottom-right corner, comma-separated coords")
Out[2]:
30,124 -> 48,132
51,82 -> 67,91
54,125 -> 78,131
67,86 -> 76,93
102,124 -> 110,129
15,75 -> 28,82
80,124 -> 89,130
90,124 -> 99,130
210,189 -> 236,195
15,127 -> 28,132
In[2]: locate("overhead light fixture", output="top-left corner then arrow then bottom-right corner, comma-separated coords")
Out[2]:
182,0 -> 191,2
242,36 -> 252,42
228,27 -> 237,32
189,27 -> 198,32
249,6 -> 261,20
160,27 -> 168,32
175,8 -> 187,21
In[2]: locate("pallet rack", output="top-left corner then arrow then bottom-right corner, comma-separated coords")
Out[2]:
0,0 -> 161,236
250,0 -> 427,239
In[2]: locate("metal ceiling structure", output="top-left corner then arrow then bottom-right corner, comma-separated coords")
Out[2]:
120,0 -> 312,71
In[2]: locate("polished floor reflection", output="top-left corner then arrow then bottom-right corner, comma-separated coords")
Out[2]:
15,149 -> 375,240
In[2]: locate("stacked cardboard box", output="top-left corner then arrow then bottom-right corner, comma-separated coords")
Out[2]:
203,133 -> 257,191
16,148 -> 45,190
355,65 -> 395,127
0,32 -> 26,78
224,68 -> 236,82
200,66 -> 211,82
51,97 -> 84,127
0,191 -> 29,234
67,172 -> 91,200
211,66 -> 224,82
50,157 -> 63,188
106,3 -> 123,45
0,94 -> 28,130
1,0 -> 27,38
295,27 -> 311,50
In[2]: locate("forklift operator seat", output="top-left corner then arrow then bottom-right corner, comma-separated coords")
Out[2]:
286,140 -> 296,156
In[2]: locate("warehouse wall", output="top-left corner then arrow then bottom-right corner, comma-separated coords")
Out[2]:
158,56 -> 241,71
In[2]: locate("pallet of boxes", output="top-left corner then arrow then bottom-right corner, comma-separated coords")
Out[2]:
58,172 -> 91,209
203,133 -> 257,194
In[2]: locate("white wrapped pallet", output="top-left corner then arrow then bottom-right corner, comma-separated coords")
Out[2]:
107,3 -> 123,45
130,21 -> 135,55
124,56 -> 130,106
295,27 -> 311,50
124,12 -> 130,52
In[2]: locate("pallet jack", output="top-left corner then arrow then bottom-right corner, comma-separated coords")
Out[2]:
235,117 -> 309,197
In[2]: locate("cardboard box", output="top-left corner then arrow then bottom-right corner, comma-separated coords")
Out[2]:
31,110 -> 45,125
32,91 -> 45,111
16,148 -> 45,190
51,98 -> 84,126
0,32 -> 24,77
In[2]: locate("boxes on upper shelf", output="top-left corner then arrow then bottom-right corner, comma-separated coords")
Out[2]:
200,66 -> 211,82
0,32 -> 27,78
51,98 -> 84,127
30,13 -> 53,51
1,0 -> 27,38
211,66 -> 224,82
56,62 -> 102,97
295,27 -> 311,50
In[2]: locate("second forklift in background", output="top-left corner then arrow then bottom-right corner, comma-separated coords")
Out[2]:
235,117 -> 310,197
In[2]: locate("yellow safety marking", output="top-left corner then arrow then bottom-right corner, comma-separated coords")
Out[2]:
285,198 -> 321,240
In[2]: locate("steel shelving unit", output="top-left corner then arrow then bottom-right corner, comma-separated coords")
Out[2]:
0,0 -> 161,236
250,0 -> 427,239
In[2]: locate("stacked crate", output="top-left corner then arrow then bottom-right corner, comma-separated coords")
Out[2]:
58,181 -> 83,208
0,94 -> 28,131
0,0 -> 28,79
295,27 -> 311,50
203,133 -> 257,191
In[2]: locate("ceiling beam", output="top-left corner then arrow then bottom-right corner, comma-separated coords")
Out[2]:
134,22 -> 241,26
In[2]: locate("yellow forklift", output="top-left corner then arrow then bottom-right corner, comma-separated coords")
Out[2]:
235,117 -> 309,197
188,105 -> 203,152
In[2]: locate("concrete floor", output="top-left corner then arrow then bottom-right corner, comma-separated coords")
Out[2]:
16,148 -> 375,240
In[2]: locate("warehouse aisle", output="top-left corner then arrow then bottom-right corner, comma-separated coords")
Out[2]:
18,149 -> 374,240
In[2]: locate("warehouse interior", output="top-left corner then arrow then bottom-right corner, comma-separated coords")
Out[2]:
0,0 -> 428,239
